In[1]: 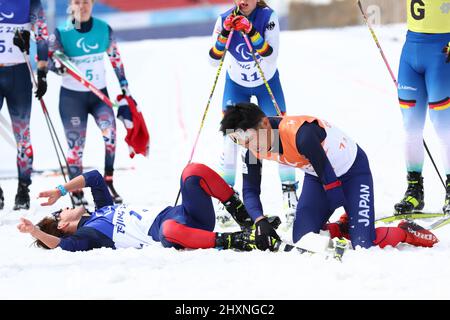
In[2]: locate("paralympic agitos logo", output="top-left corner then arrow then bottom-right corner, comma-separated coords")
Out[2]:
76,37 -> 99,53
0,11 -> 14,21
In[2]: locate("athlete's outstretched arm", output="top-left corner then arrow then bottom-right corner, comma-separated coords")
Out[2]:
242,150 -> 265,222
39,174 -> 87,206
106,26 -> 129,92
17,218 -> 61,249
38,170 -> 113,209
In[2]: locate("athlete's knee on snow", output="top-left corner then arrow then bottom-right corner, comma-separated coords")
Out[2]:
292,216 -> 323,244
348,232 -> 375,249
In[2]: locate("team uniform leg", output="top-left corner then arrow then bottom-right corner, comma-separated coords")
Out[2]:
422,34 -> 450,174
181,163 -> 234,231
398,41 -> 428,173
340,147 -> 376,249
0,66 -> 6,210
159,163 -> 252,250
292,173 -> 333,243
160,218 -> 216,249
4,64 -> 33,210
89,89 -> 121,203
59,88 -> 89,205
59,88 -> 89,179
424,34 -> 450,212
89,89 -> 117,177
395,36 -> 428,213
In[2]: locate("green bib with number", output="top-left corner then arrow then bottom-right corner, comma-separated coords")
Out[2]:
58,18 -> 110,57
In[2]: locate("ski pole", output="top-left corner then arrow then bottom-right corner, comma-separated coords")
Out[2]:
174,28 -> 236,206
18,41 -> 76,207
357,0 -> 445,189
241,33 -> 282,116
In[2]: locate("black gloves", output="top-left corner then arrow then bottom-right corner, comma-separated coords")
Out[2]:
13,30 -> 47,99
13,30 -> 30,54
255,217 -> 280,251
35,68 -> 47,99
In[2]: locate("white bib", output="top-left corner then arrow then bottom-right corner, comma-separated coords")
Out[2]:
0,23 -> 30,64
61,52 -> 107,91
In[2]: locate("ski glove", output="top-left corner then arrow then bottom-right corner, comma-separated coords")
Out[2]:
255,217 -> 280,251
232,16 -> 253,34
13,30 -> 30,54
443,42 -> 450,63
223,14 -> 235,31
35,68 -> 47,99
324,181 -> 346,212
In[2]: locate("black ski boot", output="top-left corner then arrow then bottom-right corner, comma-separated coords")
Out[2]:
105,171 -> 123,204
443,175 -> 450,214
72,190 -> 88,206
215,230 -> 256,251
222,192 -> 253,229
394,171 -> 424,215
13,182 -> 30,210
0,186 -> 4,210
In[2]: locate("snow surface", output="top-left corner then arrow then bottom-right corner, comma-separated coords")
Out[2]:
1,24 -> 450,299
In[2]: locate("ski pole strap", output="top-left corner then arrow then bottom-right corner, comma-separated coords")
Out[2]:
324,180 -> 342,191
56,185 -> 68,197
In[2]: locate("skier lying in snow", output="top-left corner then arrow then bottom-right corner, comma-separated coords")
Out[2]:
220,102 -> 439,250
17,164 -> 259,252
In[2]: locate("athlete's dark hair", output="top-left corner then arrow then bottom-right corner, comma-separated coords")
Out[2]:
257,0 -> 269,8
33,217 -> 64,249
220,102 -> 267,135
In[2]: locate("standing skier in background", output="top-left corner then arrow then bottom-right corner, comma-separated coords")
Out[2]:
48,0 -> 136,206
394,0 -> 450,215
209,0 -> 297,226
0,0 -> 49,210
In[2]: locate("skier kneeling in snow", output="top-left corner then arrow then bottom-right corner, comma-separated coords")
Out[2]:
17,164 -> 260,252
220,103 -> 439,250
